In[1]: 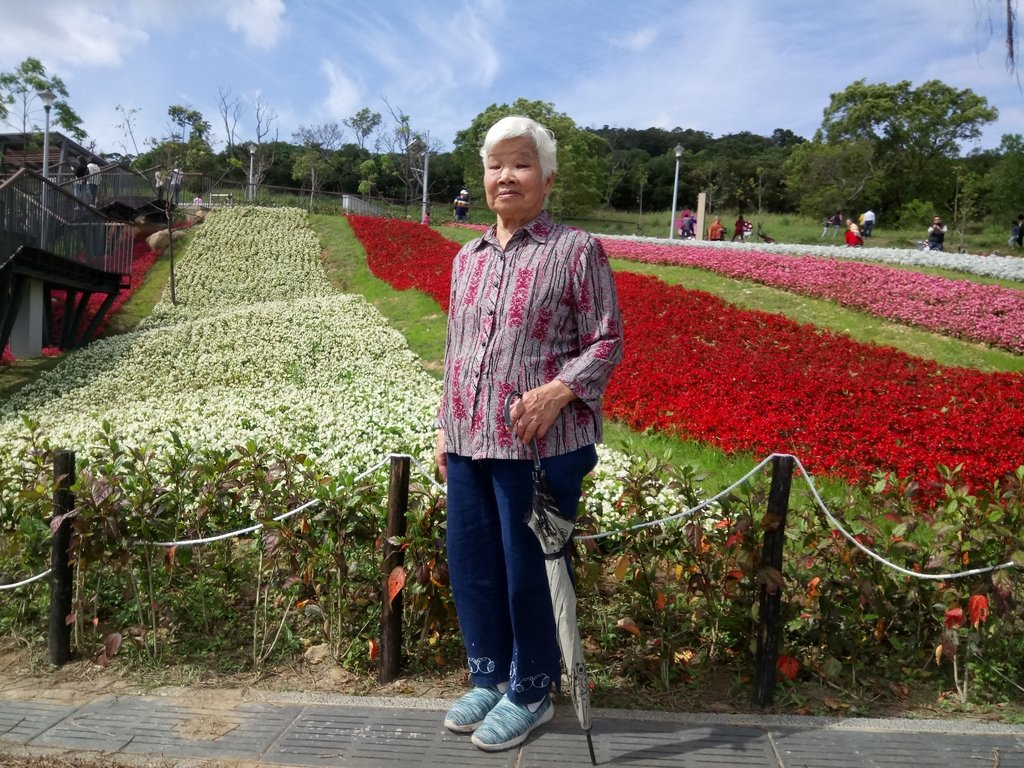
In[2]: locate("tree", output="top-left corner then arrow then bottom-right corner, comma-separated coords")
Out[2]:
167,105 -> 211,146
0,57 -> 85,141
814,79 -> 998,210
136,105 -> 215,177
985,133 -> 1024,219
602,147 -> 650,209
453,99 -> 606,218
947,164 -> 983,251
251,95 -> 280,189
783,140 -> 880,217
114,104 -> 143,160
215,86 -> 244,156
343,107 -> 382,151
292,122 -> 347,205
818,80 -> 997,159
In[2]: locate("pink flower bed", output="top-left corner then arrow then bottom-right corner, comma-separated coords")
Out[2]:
601,240 -> 1024,354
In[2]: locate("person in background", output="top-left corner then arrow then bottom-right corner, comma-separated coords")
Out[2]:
154,168 -> 167,201
1012,214 -> 1024,248
927,215 -> 947,251
731,214 -> 747,242
454,189 -> 471,222
678,208 -> 694,238
73,156 -> 89,200
169,167 -> 185,206
85,158 -> 102,205
707,215 -> 725,241
845,219 -> 863,247
829,210 -> 843,239
434,114 -> 623,753
862,208 -> 876,237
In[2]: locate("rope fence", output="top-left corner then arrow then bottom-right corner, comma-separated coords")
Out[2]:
2,447 -> 1020,701
3,450 -> 1018,592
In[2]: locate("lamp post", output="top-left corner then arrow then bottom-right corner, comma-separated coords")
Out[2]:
248,143 -> 257,201
38,89 -> 56,249
668,144 -> 682,240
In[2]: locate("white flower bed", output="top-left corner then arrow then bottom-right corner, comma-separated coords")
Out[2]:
0,207 -> 653,530
603,233 -> 1024,283
0,208 -> 439,479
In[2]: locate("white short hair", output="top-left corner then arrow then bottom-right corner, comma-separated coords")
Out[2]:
480,115 -> 557,180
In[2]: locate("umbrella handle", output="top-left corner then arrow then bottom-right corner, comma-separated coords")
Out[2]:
502,390 -> 541,471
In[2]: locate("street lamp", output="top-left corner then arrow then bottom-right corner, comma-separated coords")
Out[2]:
38,88 -> 56,249
406,134 -> 430,224
248,143 -> 257,201
668,144 -> 683,240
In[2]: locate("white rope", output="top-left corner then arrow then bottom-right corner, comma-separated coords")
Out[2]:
578,451 -> 1018,581
354,452 -> 446,493
7,449 -> 1016,592
578,455 -> 775,541
138,498 -> 321,548
0,568 -> 52,591
353,455 -> 393,482
785,453 -> 1019,581
139,453 -> 442,550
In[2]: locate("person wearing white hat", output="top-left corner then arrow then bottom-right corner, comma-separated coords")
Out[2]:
453,189 -> 471,222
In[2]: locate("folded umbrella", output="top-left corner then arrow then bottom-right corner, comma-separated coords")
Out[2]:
504,392 -> 597,765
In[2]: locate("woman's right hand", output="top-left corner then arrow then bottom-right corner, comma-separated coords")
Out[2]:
434,429 -> 448,482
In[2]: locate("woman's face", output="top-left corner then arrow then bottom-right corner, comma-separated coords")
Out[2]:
483,136 -> 553,227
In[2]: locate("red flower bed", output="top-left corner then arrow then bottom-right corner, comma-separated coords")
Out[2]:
605,271 -> 1024,492
2,235 -> 160,364
347,215 -> 1024,494
348,215 -> 456,311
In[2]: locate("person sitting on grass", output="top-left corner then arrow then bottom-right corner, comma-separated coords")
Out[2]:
845,219 -> 863,248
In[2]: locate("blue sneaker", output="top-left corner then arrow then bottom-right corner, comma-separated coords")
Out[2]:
471,695 -> 553,751
443,686 -> 503,733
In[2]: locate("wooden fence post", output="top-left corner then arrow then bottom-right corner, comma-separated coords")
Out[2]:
48,449 -> 75,667
752,454 -> 794,706
379,455 -> 410,684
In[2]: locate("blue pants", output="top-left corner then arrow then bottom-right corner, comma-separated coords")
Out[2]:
445,445 -> 597,705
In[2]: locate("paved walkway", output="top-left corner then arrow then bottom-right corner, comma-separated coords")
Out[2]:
2,688 -> 1023,767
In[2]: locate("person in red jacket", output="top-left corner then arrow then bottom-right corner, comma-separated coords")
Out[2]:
844,219 -> 863,247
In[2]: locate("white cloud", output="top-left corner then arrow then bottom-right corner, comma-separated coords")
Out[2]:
321,59 -> 362,120
0,2 -> 147,68
221,0 -> 287,50
614,26 -> 658,52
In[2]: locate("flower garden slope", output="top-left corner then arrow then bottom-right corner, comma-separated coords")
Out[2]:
144,207 -> 333,328
350,216 -> 1024,497
0,208 -> 441,477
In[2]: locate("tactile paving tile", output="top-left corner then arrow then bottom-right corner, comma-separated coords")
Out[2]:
267,705 -> 516,767
771,727 -> 1024,768
30,694 -> 302,759
0,700 -> 78,744
522,716 -> 778,767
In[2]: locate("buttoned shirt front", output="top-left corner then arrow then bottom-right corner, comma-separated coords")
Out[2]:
438,211 -> 623,461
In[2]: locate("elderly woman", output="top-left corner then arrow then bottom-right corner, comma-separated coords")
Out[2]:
434,115 -> 623,752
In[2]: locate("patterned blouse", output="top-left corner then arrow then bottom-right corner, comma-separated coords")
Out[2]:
438,211 -> 623,460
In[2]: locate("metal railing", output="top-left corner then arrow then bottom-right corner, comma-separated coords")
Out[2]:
1,168 -> 132,276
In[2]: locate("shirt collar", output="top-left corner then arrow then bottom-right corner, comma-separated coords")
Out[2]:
477,210 -> 554,250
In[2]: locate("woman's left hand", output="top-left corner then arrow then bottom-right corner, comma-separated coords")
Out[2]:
509,380 -> 576,444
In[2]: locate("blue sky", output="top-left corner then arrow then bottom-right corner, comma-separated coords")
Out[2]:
1,0 -> 1021,156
